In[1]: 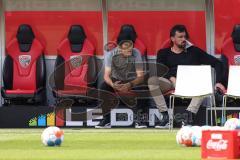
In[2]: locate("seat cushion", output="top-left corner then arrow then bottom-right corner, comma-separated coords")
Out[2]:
6,89 -> 35,94
55,88 -> 88,97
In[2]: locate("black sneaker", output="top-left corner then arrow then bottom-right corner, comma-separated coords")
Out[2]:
135,122 -> 147,129
155,111 -> 170,129
183,110 -> 196,126
95,115 -> 111,129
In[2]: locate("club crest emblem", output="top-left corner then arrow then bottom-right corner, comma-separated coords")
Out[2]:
70,55 -> 82,68
19,55 -> 31,68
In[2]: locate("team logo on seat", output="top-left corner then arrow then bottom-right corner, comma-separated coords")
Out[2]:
19,55 -> 31,68
70,55 -> 82,68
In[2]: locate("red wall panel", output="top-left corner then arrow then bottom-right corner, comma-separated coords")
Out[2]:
5,11 -> 103,55
108,11 -> 206,56
214,0 -> 240,54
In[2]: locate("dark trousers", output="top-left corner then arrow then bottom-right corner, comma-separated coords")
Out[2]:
99,82 -> 149,122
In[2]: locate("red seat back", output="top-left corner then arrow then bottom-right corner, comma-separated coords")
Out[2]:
6,26 -> 44,91
221,25 -> 240,65
221,38 -> 239,65
57,38 -> 95,88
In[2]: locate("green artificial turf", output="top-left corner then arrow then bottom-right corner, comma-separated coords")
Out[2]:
0,129 -> 200,160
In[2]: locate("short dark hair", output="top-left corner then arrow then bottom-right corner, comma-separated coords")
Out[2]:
170,24 -> 189,39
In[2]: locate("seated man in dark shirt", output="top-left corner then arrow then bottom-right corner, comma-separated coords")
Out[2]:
148,24 -> 226,128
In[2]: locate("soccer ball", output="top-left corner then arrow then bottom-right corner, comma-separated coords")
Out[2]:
176,126 -> 193,147
41,126 -> 64,146
224,118 -> 240,130
191,126 -> 202,146
177,126 -> 204,147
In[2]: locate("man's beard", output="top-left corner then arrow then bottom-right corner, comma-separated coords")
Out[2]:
177,42 -> 186,49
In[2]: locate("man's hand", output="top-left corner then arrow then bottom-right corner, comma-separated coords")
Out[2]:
112,81 -> 123,91
169,77 -> 176,86
215,83 -> 226,93
117,83 -> 131,92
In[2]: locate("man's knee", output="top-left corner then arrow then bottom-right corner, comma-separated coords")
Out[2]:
148,76 -> 160,86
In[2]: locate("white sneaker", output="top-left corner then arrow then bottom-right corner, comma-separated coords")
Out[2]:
95,123 -> 111,129
95,119 -> 111,129
155,122 -> 170,129
135,122 -> 147,129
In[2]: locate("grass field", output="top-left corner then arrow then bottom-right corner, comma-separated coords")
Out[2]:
0,129 -> 200,160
